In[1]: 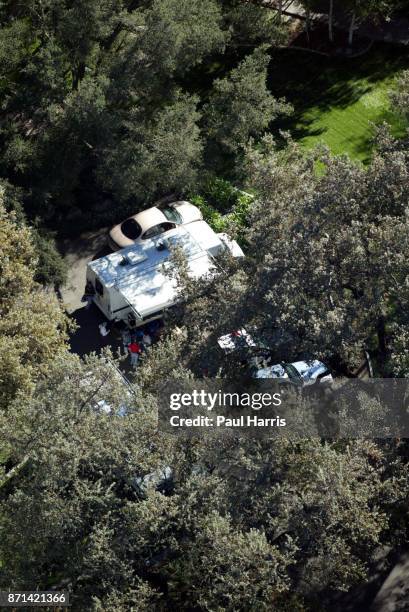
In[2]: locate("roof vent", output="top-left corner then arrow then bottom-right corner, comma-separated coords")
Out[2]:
156,239 -> 169,251
120,252 -> 148,266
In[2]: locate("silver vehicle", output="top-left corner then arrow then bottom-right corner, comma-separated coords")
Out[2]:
218,329 -> 333,386
254,359 -> 333,386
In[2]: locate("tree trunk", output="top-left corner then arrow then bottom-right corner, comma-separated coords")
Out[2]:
328,0 -> 334,42
377,315 -> 388,374
0,454 -> 30,489
348,12 -> 356,46
306,6 -> 311,43
377,316 -> 387,355
73,62 -> 85,90
278,0 -> 283,23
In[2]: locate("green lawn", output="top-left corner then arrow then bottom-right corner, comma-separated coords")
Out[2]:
269,43 -> 409,162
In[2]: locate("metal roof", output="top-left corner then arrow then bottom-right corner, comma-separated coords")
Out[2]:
88,222 -> 219,287
87,221 -> 225,318
120,251 -> 214,318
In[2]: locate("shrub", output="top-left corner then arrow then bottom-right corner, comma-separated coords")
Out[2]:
189,194 -> 227,232
32,229 -> 68,288
201,176 -> 239,212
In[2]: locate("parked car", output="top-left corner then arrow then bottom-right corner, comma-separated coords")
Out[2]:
108,200 -> 202,250
218,329 -> 333,386
217,328 -> 273,357
254,360 -> 333,386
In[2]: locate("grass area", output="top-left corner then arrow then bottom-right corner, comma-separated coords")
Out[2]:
269,43 -> 409,162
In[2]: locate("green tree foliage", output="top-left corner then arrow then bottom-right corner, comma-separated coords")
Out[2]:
203,46 -> 291,154
3,3 -> 409,609
2,352 -> 405,610
222,0 -> 288,47
390,69 -> 409,120
31,228 -> 68,287
142,0 -> 227,76
155,133 -> 409,377
0,0 -> 289,226
0,179 -> 68,286
30,76 -> 112,220
99,93 -> 203,203
107,0 -> 227,107
169,512 -> 292,610
242,135 -> 409,371
0,223 -> 405,607
1,143 -> 409,608
0,195 -> 69,409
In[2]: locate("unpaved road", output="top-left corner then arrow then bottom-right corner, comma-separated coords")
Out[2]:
59,228 -> 110,314
58,228 -> 123,357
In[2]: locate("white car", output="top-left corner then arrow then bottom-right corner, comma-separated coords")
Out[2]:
254,360 -> 333,386
132,466 -> 173,496
218,330 -> 333,386
108,200 -> 202,250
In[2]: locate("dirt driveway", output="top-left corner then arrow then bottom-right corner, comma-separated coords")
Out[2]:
58,228 -> 124,357
59,228 -> 111,314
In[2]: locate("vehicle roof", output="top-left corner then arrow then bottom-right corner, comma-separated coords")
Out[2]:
182,220 -> 224,256
255,360 -> 328,380
171,200 -> 193,208
218,329 -> 257,353
131,206 -> 166,230
88,222 -> 224,318
291,360 -> 326,376
120,251 -> 214,318
254,364 -> 287,379
89,222 -> 222,287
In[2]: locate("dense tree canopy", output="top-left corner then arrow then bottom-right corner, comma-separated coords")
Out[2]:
153,133 -> 409,378
0,193 -> 68,409
2,342 -> 407,609
204,46 -> 291,155
1,195 -> 409,609
0,0 -> 289,230
99,92 -> 203,202
2,1 -> 409,610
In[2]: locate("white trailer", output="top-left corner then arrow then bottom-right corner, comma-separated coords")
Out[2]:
86,221 -> 243,327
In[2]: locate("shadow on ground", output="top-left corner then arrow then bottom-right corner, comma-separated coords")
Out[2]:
69,303 -> 123,357
268,42 -> 408,152
58,227 -> 111,314
69,303 -> 145,382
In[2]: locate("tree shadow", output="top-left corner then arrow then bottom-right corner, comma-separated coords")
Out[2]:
69,303 -> 123,358
58,228 -> 110,259
267,42 -> 408,146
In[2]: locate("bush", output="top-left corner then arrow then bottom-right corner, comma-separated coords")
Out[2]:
190,185 -> 253,236
201,176 -> 239,212
230,191 -> 253,226
0,180 -> 68,287
32,229 -> 68,288
189,194 -> 227,232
